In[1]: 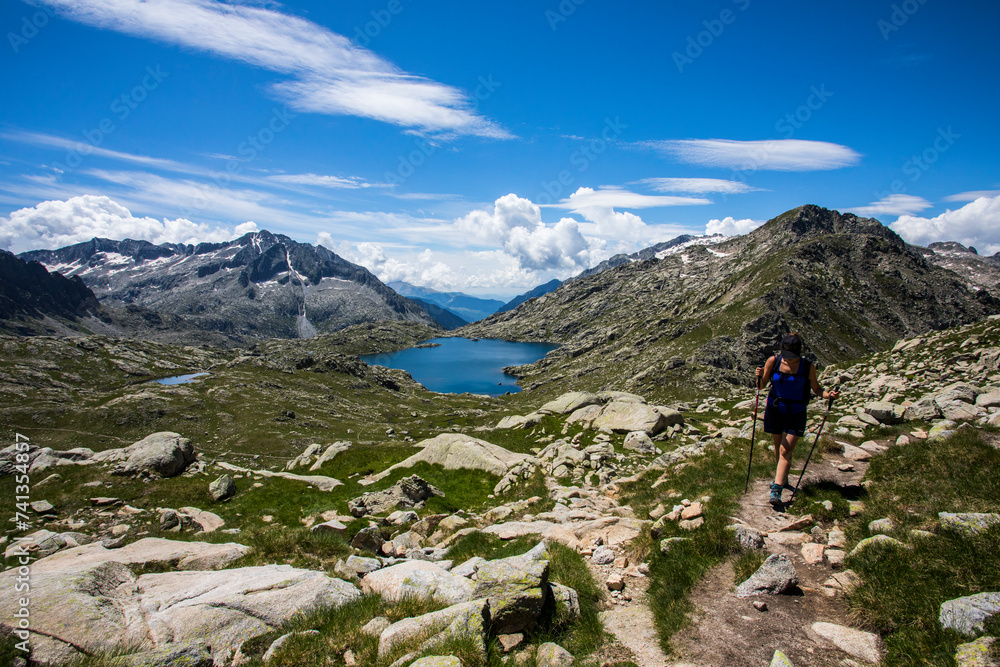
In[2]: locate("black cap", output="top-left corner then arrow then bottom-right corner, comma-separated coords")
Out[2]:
781,334 -> 802,356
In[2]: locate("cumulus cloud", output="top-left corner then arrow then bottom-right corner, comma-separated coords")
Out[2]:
36,0 -> 506,137
848,194 -> 933,217
640,139 -> 861,171
0,195 -> 258,252
891,195 -> 1000,255
637,178 -> 762,194
705,217 -> 763,236
456,194 -> 592,271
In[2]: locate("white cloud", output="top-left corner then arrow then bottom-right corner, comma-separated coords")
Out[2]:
891,195 -> 1000,255
2,130 -> 191,172
551,187 -> 711,210
848,194 -> 933,217
705,217 -> 763,236
37,0 -> 507,137
267,173 -> 385,189
455,194 -> 592,271
640,139 -> 861,171
637,178 -> 762,194
943,190 -> 1000,203
0,195 -> 258,252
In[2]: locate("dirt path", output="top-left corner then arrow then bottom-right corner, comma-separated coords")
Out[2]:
658,443 -> 879,667
595,567 -> 672,667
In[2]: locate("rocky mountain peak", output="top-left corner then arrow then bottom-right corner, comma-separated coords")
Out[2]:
928,241 -> 978,255
755,205 -> 904,246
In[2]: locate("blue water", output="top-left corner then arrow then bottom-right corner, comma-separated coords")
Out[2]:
361,338 -> 559,396
152,372 -> 209,385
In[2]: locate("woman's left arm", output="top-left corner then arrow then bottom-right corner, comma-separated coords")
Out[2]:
810,364 -> 838,400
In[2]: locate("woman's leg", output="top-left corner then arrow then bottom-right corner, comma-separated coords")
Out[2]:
774,433 -> 800,486
772,433 -> 782,465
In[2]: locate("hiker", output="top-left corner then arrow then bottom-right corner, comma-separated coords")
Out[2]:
755,333 -> 839,507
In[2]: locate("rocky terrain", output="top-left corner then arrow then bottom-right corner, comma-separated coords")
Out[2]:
19,232 -> 440,340
0,251 -> 104,335
919,242 -> 1000,291
2,311 -> 998,667
462,206 -> 1000,401
3,204 -> 1000,667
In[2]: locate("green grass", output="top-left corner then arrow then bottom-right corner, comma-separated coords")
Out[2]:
844,429 -> 1000,666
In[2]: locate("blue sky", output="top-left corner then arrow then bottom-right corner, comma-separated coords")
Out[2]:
1,0 -> 998,297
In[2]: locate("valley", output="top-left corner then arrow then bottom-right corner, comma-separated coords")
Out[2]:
2,206 -> 999,667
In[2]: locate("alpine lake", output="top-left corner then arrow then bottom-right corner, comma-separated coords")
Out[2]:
360,337 -> 559,396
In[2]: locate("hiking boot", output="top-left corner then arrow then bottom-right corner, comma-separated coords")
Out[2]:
769,483 -> 783,508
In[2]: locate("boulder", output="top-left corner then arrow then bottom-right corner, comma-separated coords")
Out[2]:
591,546 -> 615,564
736,554 -> 798,597
939,512 -> 1000,536
377,599 -> 490,658
935,382 -> 981,404
868,518 -> 895,534
22,537 -> 248,574
472,543 -> 549,634
592,401 -> 673,435
565,404 -> 604,426
120,641 -> 213,667
955,636 -> 999,667
107,432 -> 196,478
310,520 -> 348,535
179,507 -> 225,534
904,397 -> 943,422
308,441 -> 351,471
623,431 -> 656,454
811,622 -> 883,664
849,534 -> 909,556
726,524 -> 765,550
0,560 -> 357,666
550,583 -> 581,624
865,401 -> 906,425
536,642 -> 574,667
4,530 -> 66,559
537,391 -> 602,415
351,526 -> 385,553
976,392 -> 1000,408
361,560 -> 473,605
496,413 -> 543,430
409,658 -> 462,667
368,434 -> 529,483
941,592 -> 1000,635
660,537 -> 689,554
348,476 -> 444,517
209,475 -> 236,502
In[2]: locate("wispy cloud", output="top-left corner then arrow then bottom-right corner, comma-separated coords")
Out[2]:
636,177 -> 762,194
638,138 -> 862,171
550,187 -> 711,211
266,173 -> 388,189
943,190 -> 1000,203
848,194 -> 933,217
3,130 -> 189,172
34,0 -> 508,138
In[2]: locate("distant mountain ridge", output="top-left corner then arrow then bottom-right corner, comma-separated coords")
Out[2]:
497,279 -> 562,313
387,281 -> 505,323
20,231 -> 438,339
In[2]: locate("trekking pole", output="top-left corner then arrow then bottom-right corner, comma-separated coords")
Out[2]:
743,375 -> 762,493
789,386 -> 839,503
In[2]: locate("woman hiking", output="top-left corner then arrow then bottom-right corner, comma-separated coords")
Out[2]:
755,333 -> 839,508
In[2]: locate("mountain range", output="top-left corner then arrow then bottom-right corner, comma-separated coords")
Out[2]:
18,231 -> 442,340
387,281 -> 505,323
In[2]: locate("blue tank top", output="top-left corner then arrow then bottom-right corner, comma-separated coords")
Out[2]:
768,354 -> 810,414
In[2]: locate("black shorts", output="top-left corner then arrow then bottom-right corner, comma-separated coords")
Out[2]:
764,403 -> 807,437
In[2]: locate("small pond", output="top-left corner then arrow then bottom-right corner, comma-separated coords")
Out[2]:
151,372 -> 209,385
360,337 -> 558,396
